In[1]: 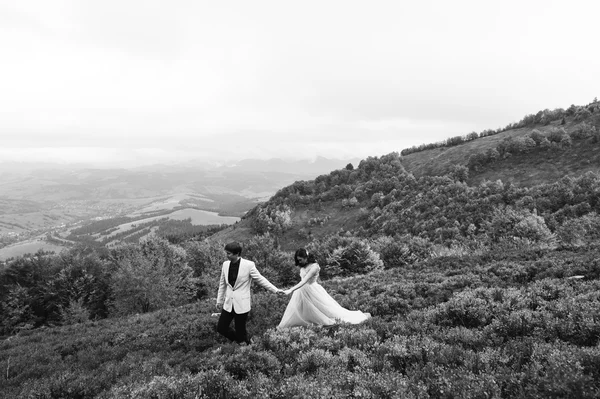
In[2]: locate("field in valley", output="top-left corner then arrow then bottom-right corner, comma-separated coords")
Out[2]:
0,193 -> 241,261
0,239 -> 66,262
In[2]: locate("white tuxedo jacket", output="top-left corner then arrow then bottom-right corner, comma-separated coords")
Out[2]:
216,258 -> 277,313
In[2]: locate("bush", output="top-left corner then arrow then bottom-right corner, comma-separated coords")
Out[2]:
373,235 -> 432,269
575,107 -> 593,122
108,237 -> 198,316
547,127 -> 568,143
323,239 -> 384,278
571,122 -> 597,140
244,234 -> 296,287
107,371 -> 251,399
530,129 -> 545,144
485,206 -> 556,248
428,289 -> 495,328
556,212 -> 600,249
305,236 -> 383,278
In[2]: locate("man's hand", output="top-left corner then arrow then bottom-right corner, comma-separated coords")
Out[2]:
215,303 -> 222,311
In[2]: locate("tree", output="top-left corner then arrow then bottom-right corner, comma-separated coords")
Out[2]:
466,132 -> 479,141
342,197 -> 359,208
59,297 -> 90,325
370,192 -> 384,207
0,285 -> 34,334
450,165 -> 469,183
575,107 -> 592,122
516,136 -> 537,152
566,104 -> 578,116
325,239 -> 383,277
571,122 -> 596,139
373,234 -> 432,269
547,127 -> 567,143
446,136 -> 465,146
182,239 -> 224,298
252,205 -> 293,237
307,236 -> 383,278
529,130 -> 545,145
467,152 -> 489,171
243,234 -> 296,287
539,137 -> 552,150
560,134 -> 572,148
485,207 -> 555,248
556,212 -> 600,249
108,237 -> 198,316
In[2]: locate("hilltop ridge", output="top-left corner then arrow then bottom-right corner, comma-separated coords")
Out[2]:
212,99 -> 600,249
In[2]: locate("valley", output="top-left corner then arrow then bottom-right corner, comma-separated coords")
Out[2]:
0,194 -> 241,261
0,157 -> 357,260
2,101 -> 600,398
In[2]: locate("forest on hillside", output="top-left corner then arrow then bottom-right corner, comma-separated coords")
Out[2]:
2,109 -> 600,397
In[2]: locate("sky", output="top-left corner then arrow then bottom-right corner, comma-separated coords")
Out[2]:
1,0 -> 599,168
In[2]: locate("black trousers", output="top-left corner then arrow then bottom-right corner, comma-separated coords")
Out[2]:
216,307 -> 250,344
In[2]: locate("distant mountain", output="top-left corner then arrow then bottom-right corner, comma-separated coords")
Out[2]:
0,156 -> 361,239
0,157 -> 358,199
218,156 -> 361,175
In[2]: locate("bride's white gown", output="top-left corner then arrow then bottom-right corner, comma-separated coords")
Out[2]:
278,263 -> 371,328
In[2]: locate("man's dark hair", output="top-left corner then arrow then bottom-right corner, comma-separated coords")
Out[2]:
224,242 -> 243,255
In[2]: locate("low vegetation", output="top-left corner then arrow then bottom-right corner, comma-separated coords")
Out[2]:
1,99 -> 600,397
1,243 -> 599,398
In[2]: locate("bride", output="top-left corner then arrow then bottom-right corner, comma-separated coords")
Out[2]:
278,248 -> 371,328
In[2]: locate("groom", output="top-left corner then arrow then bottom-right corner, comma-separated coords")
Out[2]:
215,242 -> 282,345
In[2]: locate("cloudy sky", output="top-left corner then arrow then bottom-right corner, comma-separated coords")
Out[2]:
1,0 -> 598,167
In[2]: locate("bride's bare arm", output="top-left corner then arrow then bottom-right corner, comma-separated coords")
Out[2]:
284,264 -> 319,295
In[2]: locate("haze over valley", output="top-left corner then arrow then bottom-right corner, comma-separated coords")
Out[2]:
0,156 -> 358,260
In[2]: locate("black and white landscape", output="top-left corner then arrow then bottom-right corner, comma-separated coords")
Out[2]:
2,1 -> 600,398
0,156 -> 359,259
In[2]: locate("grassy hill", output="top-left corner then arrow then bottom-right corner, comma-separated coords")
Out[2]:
212,101 -> 600,249
467,136 -> 600,186
400,126 -> 533,179
400,121 -> 600,186
2,100 -> 600,398
2,245 -> 599,398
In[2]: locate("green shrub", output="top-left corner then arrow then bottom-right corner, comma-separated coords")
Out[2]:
4,244 -> 600,399
307,236 -> 383,278
107,371 -> 251,399
486,206 -> 556,248
108,237 -> 198,316
297,348 -> 334,373
429,289 -> 495,328
374,234 -> 432,269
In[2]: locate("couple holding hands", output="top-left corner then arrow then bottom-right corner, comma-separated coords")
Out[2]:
215,242 -> 370,345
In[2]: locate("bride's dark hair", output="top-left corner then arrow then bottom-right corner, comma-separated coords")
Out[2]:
294,248 -> 316,266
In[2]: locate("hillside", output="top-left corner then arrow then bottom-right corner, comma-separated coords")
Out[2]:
212,100 -> 600,249
2,245 -> 600,398
0,157 -> 357,259
2,102 -> 600,398
400,120 -> 600,186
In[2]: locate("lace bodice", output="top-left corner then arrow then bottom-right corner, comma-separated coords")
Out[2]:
300,263 -> 320,284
